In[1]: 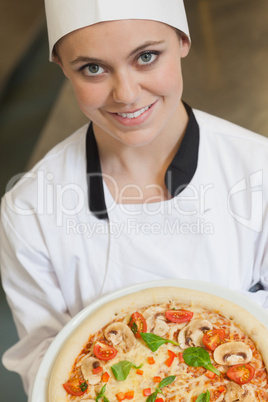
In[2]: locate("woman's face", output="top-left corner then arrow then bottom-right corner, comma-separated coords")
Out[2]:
57,20 -> 190,147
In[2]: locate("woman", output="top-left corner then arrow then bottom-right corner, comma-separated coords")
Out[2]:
1,0 -> 268,398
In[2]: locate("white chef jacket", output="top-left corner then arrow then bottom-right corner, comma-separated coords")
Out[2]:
1,107 -> 268,398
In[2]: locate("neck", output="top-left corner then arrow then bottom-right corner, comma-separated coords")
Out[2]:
93,101 -> 189,203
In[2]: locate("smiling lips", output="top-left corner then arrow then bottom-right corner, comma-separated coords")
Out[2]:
116,104 -> 152,119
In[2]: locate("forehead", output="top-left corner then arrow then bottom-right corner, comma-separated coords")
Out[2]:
58,19 -> 177,56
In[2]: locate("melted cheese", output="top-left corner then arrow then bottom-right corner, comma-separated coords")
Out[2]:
65,303 -> 268,401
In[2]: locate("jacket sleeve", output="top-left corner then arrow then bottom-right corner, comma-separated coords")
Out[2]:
241,202 -> 268,310
0,195 -> 71,399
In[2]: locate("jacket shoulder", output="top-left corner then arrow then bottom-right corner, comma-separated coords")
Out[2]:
193,109 -> 268,147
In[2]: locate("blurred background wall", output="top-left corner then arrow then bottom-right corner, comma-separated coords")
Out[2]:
0,0 -> 268,400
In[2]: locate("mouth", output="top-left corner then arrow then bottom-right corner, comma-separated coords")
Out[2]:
107,101 -> 157,127
115,103 -> 153,119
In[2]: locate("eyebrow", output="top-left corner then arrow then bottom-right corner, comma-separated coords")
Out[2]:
128,40 -> 165,57
70,40 -> 165,66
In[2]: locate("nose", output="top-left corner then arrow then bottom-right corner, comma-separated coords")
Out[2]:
112,70 -> 141,105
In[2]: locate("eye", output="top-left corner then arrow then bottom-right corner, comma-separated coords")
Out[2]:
81,64 -> 105,77
137,52 -> 159,66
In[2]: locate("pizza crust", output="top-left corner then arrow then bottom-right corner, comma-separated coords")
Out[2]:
47,287 -> 268,401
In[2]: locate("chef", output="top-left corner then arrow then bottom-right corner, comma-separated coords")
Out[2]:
1,0 -> 268,399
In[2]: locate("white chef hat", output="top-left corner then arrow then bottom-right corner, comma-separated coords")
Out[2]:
44,0 -> 190,61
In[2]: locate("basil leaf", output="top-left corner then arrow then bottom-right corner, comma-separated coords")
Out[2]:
140,333 -> 180,352
205,363 -> 221,376
183,347 -> 221,376
111,361 -> 142,381
111,361 -> 132,380
130,322 -> 138,334
132,363 -> 143,370
196,390 -> 210,402
147,376 -> 176,402
96,384 -> 106,401
146,391 -> 158,402
103,397 -> 110,402
158,375 -> 176,389
79,381 -> 88,392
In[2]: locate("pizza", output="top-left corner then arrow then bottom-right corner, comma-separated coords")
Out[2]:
48,287 -> 268,401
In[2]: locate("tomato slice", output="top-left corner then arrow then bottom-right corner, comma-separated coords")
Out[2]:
202,329 -> 225,351
93,366 -> 103,374
227,364 -> 255,385
116,392 -> 125,401
178,352 -> 185,363
165,349 -> 177,367
124,390 -> 135,399
143,388 -> 151,396
128,312 -> 147,338
165,309 -> 193,323
93,341 -> 117,361
63,381 -> 88,396
102,371 -> 110,382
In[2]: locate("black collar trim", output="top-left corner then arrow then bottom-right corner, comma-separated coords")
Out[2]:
86,104 -> 199,220
86,129 -> 109,220
165,103 -> 199,196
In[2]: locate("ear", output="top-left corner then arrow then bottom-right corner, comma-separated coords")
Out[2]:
179,34 -> 191,58
54,58 -> 70,79
52,47 -> 70,79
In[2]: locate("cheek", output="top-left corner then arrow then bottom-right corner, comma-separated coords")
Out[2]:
149,60 -> 183,97
71,80 -> 108,112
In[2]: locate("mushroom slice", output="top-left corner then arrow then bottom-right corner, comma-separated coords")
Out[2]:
143,306 -> 166,319
146,314 -> 169,337
143,306 -> 170,337
178,319 -> 213,349
240,387 -> 255,401
225,382 -> 243,402
225,382 -> 255,401
213,342 -> 252,366
151,317 -> 170,337
81,356 -> 103,385
104,322 -> 136,352
168,322 -> 188,341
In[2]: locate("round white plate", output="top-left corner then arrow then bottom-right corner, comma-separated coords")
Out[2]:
31,279 -> 268,402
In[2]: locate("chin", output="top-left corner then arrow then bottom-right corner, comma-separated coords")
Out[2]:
112,129 -> 161,148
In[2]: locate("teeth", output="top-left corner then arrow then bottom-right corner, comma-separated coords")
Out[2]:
117,105 -> 150,119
